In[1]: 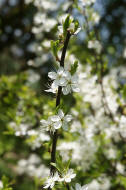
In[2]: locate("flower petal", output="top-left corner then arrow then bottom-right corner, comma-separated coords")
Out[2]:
71,173 -> 76,178
51,115 -> 60,122
74,27 -> 81,35
62,85 -> 71,95
64,71 -> 71,80
58,177 -> 64,182
82,185 -> 88,190
58,109 -> 64,119
64,115 -> 72,122
57,67 -> 64,75
75,183 -> 82,190
54,172 -> 60,181
48,72 -> 57,79
65,178 -> 71,183
53,79 -> 60,86
62,122 -> 68,131
71,74 -> 78,83
45,83 -> 58,94
71,84 -> 80,92
43,184 -> 49,189
54,121 -> 62,129
50,182 -> 55,188
58,25 -> 63,34
59,77 -> 67,86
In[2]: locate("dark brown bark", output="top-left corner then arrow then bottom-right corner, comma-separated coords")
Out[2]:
49,32 -> 71,176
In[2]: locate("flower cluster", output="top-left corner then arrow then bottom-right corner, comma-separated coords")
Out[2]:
46,66 -> 80,95
44,169 -> 76,189
40,109 -> 72,133
16,154 -> 49,178
88,40 -> 102,54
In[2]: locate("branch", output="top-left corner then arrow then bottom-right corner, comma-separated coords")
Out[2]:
49,31 -> 71,176
66,184 -> 70,190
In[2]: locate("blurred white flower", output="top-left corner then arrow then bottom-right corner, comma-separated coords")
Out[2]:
43,19 -> 57,32
17,154 -> 49,178
123,47 -> 126,58
116,162 -> 125,174
88,40 -> 102,54
25,0 -> 33,4
42,40 -> 50,48
9,122 -> 30,136
34,0 -> 57,11
0,181 -> 3,189
105,147 -> 117,159
87,179 -> 100,190
91,12 -> 100,24
119,115 -> 126,138
73,183 -> 88,190
80,0 -> 96,6
34,12 -> 46,25
26,130 -> 50,150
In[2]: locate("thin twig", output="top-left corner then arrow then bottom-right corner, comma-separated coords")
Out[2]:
66,184 -> 70,190
49,31 -> 71,177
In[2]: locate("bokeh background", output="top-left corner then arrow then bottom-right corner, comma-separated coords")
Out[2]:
0,0 -> 126,189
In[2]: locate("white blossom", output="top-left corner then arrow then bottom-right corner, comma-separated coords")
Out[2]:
45,83 -> 58,94
44,172 -> 60,189
40,115 -> 62,133
57,109 -> 72,130
68,23 -> 81,35
62,73 -> 80,95
61,169 -> 76,183
48,67 -> 68,87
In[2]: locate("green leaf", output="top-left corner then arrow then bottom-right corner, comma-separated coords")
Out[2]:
63,15 -> 70,36
64,158 -> 71,171
71,60 -> 78,75
56,153 -> 65,172
117,175 -> 126,188
121,84 -> 126,99
50,162 -> 61,172
2,176 -> 9,187
50,40 -> 60,59
1,176 -> 13,190
74,20 -> 79,32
